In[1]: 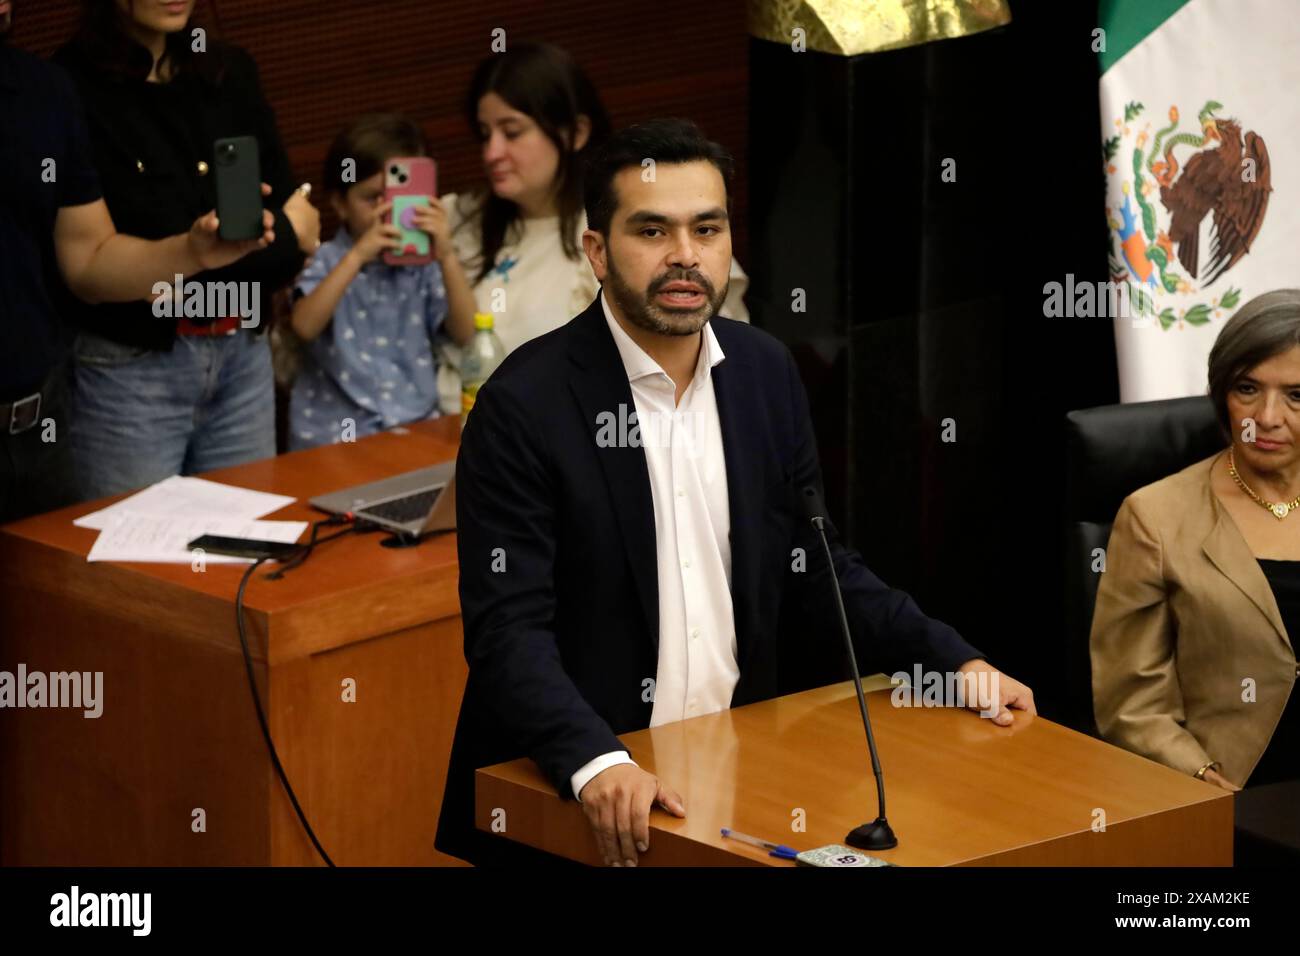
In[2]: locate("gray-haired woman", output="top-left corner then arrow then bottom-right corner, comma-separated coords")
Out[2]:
1092,289 -> 1300,791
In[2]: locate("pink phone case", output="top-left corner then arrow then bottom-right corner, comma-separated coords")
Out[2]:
382,157 -> 438,266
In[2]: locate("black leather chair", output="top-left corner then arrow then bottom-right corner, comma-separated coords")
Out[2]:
1062,395 -> 1225,735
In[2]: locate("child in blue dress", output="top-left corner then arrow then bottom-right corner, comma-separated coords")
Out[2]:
288,113 -> 472,449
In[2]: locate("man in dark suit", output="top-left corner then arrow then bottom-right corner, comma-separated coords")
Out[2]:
435,118 -> 1035,867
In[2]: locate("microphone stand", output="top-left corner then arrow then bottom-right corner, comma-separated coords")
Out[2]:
804,489 -> 898,850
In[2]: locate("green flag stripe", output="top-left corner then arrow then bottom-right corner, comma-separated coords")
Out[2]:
1098,0 -> 1192,73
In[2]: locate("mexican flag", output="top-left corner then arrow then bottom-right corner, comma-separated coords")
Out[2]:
1100,0 -> 1300,402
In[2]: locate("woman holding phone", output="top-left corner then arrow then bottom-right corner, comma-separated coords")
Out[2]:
54,0 -> 319,499
425,41 -> 751,415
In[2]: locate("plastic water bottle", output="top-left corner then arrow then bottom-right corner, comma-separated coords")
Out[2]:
460,312 -> 505,430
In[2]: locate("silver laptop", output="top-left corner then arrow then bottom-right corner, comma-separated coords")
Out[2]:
310,459 -> 456,539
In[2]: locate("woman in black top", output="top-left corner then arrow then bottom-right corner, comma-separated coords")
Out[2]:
55,0 -> 319,499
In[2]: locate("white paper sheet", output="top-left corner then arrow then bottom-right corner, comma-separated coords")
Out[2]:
74,475 -> 296,531
86,513 -> 308,564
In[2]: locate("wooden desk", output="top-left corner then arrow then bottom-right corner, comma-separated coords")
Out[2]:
475,680 -> 1233,866
0,418 -> 467,866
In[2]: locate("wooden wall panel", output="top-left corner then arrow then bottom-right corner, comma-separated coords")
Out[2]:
12,0 -> 749,258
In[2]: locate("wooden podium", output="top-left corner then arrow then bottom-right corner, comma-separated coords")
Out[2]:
1,414 -> 1234,868
0,418 -> 467,866
475,680 -> 1233,866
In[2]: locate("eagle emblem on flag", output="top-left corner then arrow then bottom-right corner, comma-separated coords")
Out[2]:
1103,100 -> 1271,329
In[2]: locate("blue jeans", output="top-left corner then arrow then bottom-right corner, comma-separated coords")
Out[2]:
70,330 -> 276,500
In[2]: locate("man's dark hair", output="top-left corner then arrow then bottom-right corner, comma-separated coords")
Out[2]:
583,118 -> 734,236
323,113 -> 429,195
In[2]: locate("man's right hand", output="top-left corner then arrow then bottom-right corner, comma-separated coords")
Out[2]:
578,763 -> 685,867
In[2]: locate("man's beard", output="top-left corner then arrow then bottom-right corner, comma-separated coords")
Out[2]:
603,256 -> 728,337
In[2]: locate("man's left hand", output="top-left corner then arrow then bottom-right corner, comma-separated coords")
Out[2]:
957,658 -> 1036,726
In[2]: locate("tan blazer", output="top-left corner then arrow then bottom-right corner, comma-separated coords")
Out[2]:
1091,452 -> 1298,786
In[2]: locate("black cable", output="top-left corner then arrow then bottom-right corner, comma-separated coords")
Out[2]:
233,516 -> 358,867
265,514 -> 354,579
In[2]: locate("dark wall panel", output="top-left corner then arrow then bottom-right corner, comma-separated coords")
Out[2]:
747,4 -> 1119,724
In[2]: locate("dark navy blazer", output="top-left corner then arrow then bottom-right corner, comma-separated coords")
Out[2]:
435,296 -> 982,864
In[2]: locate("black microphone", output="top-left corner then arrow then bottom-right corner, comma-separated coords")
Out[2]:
797,484 -> 898,851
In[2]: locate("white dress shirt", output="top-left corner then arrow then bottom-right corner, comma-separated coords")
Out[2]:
569,292 -> 740,800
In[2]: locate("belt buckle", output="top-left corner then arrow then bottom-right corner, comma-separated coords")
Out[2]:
9,391 -> 41,435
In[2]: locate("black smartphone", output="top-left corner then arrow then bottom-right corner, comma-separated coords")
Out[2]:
187,534 -> 301,560
213,136 -> 262,241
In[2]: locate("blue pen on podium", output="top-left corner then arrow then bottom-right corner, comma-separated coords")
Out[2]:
720,827 -> 799,860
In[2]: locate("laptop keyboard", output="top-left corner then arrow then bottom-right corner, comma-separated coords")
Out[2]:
361,487 -> 441,525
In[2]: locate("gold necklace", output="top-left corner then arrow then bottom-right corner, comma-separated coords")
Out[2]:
1228,448 -> 1300,520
